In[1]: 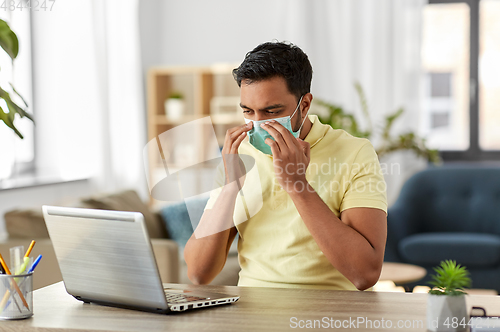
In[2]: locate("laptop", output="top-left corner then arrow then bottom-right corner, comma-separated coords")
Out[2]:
42,205 -> 239,313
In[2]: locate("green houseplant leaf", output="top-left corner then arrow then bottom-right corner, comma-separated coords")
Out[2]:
428,260 -> 471,296
0,19 -> 19,60
0,86 -> 33,121
9,82 -> 29,107
168,91 -> 184,99
316,100 -> 371,139
0,105 -> 22,138
354,82 -> 372,134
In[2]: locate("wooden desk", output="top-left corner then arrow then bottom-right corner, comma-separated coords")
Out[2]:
380,262 -> 427,285
3,282 -> 499,331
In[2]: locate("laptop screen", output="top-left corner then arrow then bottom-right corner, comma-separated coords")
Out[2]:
43,206 -> 168,310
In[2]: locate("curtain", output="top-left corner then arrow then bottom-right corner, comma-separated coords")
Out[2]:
31,0 -> 148,200
280,0 -> 427,205
91,0 -> 148,199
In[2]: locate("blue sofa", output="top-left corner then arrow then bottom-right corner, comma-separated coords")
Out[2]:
385,165 -> 500,291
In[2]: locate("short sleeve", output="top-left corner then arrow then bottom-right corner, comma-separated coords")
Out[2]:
339,141 -> 388,214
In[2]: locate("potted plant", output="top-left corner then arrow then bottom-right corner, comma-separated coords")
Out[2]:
314,83 -> 440,164
164,91 -> 185,119
427,260 -> 471,332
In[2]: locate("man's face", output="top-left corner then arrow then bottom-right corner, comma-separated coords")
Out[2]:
239,76 -> 302,130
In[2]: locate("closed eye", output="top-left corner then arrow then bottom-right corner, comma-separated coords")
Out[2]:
242,110 -> 282,116
266,110 -> 281,115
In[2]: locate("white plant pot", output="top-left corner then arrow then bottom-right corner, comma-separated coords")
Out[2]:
427,294 -> 468,332
164,98 -> 185,119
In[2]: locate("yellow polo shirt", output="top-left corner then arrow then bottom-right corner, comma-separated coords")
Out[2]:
205,115 -> 387,290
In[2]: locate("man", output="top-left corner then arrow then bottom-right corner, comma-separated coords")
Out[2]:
184,41 -> 387,290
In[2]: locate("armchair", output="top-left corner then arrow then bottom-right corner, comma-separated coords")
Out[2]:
385,165 -> 500,291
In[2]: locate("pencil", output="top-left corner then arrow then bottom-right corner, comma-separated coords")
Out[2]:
0,263 -> 21,313
0,289 -> 11,311
0,254 -> 29,310
24,240 -> 35,258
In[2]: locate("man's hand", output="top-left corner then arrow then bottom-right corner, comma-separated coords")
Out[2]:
261,120 -> 310,193
222,122 -> 253,188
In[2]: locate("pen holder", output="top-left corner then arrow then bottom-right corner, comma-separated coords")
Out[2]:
0,272 -> 33,320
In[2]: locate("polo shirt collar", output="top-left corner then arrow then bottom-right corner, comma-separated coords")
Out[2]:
304,115 -> 329,149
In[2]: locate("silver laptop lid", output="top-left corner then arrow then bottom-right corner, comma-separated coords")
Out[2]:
42,205 -> 168,310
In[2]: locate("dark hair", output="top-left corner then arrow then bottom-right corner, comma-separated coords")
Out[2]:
233,41 -> 313,100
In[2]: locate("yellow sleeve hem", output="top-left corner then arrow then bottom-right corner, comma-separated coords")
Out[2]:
340,199 -> 388,215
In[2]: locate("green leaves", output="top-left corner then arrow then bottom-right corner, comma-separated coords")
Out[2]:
316,100 -> 371,139
354,82 -> 372,134
168,91 -> 184,99
0,19 -> 19,60
0,105 -> 22,138
315,83 -> 441,164
0,86 -> 32,120
0,19 -> 33,139
382,108 -> 404,140
428,260 -> 471,296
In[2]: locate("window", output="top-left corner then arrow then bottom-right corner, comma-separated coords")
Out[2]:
0,6 -> 34,182
428,72 -> 453,129
479,0 -> 500,150
422,0 -> 500,161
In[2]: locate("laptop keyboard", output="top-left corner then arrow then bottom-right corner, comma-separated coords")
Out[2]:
165,292 -> 206,303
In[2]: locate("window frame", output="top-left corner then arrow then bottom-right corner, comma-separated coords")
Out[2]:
428,0 -> 500,161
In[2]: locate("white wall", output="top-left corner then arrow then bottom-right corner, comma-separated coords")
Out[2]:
139,0 -> 287,69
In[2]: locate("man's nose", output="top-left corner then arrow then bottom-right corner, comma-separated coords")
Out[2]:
253,113 -> 266,122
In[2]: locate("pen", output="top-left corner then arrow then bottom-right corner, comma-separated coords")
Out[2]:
27,255 -> 42,274
0,254 -> 30,310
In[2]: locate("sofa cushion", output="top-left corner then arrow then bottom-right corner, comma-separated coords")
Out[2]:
4,199 -> 86,239
4,208 -> 49,239
159,196 -> 209,247
82,190 -> 168,239
399,232 -> 500,268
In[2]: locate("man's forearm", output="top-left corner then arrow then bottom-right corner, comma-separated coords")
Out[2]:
184,182 -> 240,284
288,182 -> 382,290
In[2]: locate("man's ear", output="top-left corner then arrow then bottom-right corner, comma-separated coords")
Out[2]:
301,93 -> 313,119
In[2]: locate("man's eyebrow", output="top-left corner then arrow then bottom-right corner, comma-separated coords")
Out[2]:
239,103 -> 286,111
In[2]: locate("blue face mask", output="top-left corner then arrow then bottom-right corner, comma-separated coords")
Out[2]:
244,96 -> 307,155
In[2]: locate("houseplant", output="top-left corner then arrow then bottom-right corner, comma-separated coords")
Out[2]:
315,83 -> 440,164
0,18 -> 33,139
427,260 -> 471,332
164,91 -> 185,119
